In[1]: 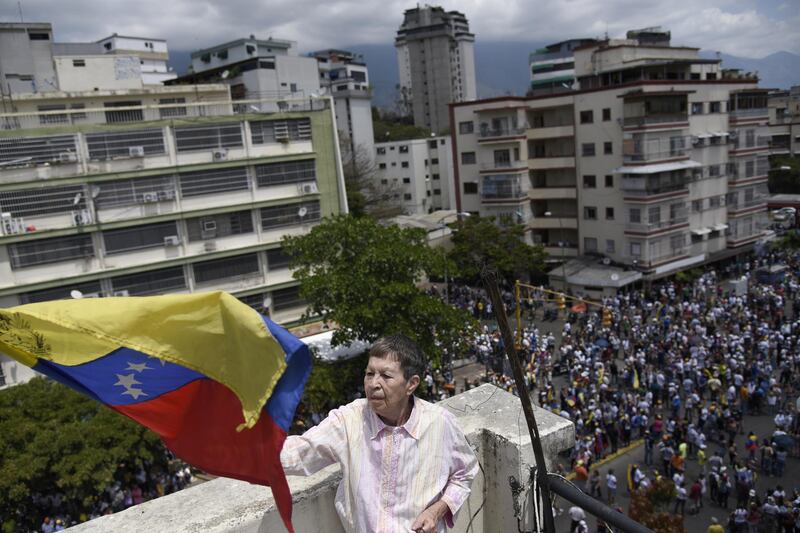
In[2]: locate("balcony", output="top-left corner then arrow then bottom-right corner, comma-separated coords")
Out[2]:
528,155 -> 575,170
528,215 -> 578,229
528,187 -> 576,200
620,177 -> 689,197
543,244 -> 579,258
729,107 -> 769,120
526,124 -> 574,140
623,144 -> 688,164
626,215 -> 688,234
727,196 -> 768,214
479,159 -> 526,172
623,114 -> 688,128
480,175 -> 526,202
477,126 -> 527,140
67,384 -> 575,533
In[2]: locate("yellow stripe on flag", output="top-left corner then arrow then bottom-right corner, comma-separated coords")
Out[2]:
0,291 -> 286,430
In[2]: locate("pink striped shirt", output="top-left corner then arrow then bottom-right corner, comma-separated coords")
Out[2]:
281,396 -> 478,533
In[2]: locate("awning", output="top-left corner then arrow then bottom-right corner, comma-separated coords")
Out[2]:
696,133 -> 713,139
613,160 -> 702,175
691,228 -> 712,236
712,223 -> 729,231
712,132 -> 730,137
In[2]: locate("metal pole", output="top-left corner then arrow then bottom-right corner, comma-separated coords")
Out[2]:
548,474 -> 654,533
481,271 -> 555,533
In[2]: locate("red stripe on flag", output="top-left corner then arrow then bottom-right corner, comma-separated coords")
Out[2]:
113,379 -> 295,532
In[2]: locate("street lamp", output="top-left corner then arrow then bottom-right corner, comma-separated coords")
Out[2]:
544,211 -> 567,291
436,211 -> 470,304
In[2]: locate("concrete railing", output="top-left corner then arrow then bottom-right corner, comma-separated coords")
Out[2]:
70,384 -> 575,533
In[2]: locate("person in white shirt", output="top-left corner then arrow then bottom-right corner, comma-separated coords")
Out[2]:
606,469 -> 617,504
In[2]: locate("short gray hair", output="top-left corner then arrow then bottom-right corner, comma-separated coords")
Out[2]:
369,335 -> 426,381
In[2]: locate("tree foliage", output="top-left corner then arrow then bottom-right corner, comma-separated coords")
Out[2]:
774,228 -> 800,250
0,378 -> 166,531
448,214 -> 547,285
372,107 -> 432,142
768,155 -> 800,194
282,215 -> 476,366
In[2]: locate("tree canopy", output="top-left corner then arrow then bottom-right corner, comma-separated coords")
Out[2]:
448,214 -> 547,285
0,378 -> 167,532
282,215 -> 476,366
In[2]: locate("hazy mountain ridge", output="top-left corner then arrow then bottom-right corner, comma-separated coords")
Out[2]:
167,44 -> 800,110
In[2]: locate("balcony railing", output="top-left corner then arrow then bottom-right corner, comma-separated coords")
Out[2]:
623,114 -> 688,127
621,177 -> 689,195
478,126 -> 527,139
623,146 -> 688,163
626,216 -> 688,233
729,108 -> 768,119
479,160 -> 524,171
728,196 -> 768,210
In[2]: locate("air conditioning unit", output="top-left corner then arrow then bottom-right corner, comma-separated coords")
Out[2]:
202,220 -> 217,232
164,235 -> 181,246
129,146 -> 145,157
298,182 -> 319,195
212,149 -> 228,161
71,209 -> 92,226
113,290 -> 130,297
58,152 -> 78,163
1,214 -> 24,236
204,240 -> 217,252
141,192 -> 159,203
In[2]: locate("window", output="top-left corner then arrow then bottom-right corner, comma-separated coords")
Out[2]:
745,160 -> 755,177
273,285 -> 305,311
431,158 -> 439,165
377,147 -> 386,155
709,196 -> 720,208
579,110 -> 594,124
604,142 -> 613,155
745,129 -> 755,148
403,177 -> 411,184
605,207 -> 615,220
20,281 -> 103,304
72,59 -> 86,67
432,173 -> 440,180
606,239 -> 615,253
104,101 -> 144,123
261,201 -> 321,229
602,108 -> 611,121
706,72 -> 717,80
581,143 -> 595,156
459,121 -> 474,134
186,210 -> 254,241
401,161 -> 409,168
691,102 -> 703,115
194,253 -> 260,284
37,104 -> 68,125
434,188 -> 441,195
28,32 -> 50,40
583,206 -> 597,220
174,122 -> 243,152
428,140 -> 437,149
266,248 -> 291,271
692,199 -> 703,213
648,206 -> 660,225
463,182 -> 478,194
255,159 -> 315,187
630,242 -> 642,257
112,266 -> 186,296
103,221 -> 179,254
250,118 -> 311,144
584,237 -> 598,252
180,166 -> 248,197
582,175 -> 596,188
380,179 -> 388,185
461,152 -> 476,165
629,208 -> 641,224
0,183 -> 85,218
9,234 -> 94,269
379,163 -> 386,169
709,101 -> 721,113
399,145 -> 409,153
86,128 -> 166,160
605,175 -> 614,188
404,193 -> 412,201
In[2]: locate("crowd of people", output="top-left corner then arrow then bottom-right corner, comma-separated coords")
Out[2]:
33,458 -> 194,532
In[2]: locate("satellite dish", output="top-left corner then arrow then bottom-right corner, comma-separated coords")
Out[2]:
220,70 -> 230,79
297,207 -> 308,218
70,290 -> 83,299
610,274 -> 619,282
602,257 -> 611,265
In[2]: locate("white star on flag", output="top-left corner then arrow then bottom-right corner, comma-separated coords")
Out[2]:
126,362 -> 152,373
122,388 -> 148,400
114,373 -> 142,389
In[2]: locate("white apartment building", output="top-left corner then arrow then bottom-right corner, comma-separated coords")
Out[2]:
96,34 -> 176,86
768,86 -> 800,156
0,23 -> 59,96
179,36 -> 320,107
374,136 -> 454,215
451,34 -> 772,293
311,49 -> 375,162
529,38 -> 598,96
395,6 -> 477,133
0,89 -> 347,388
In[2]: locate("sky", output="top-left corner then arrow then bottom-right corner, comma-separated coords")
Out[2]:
1,0 -> 798,58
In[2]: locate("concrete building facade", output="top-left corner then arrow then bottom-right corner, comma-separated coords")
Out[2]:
0,90 -> 347,388
451,34 -> 772,294
0,23 -> 59,96
768,86 -> 800,157
529,39 -> 598,96
96,34 -> 175,86
374,136 -> 454,215
395,6 -> 476,134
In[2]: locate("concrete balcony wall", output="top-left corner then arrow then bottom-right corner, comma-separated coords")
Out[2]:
69,384 -> 574,533
528,217 -> 578,230
526,124 -> 574,140
529,187 -> 576,200
527,156 -> 575,170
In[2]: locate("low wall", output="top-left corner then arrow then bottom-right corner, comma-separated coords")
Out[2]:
70,384 -> 575,533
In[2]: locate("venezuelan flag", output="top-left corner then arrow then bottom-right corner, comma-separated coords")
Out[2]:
0,291 -> 310,533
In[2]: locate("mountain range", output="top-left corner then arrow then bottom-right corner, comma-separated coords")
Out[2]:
168,43 -> 800,110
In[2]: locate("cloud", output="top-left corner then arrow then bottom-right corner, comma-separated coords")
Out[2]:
1,0 -> 796,58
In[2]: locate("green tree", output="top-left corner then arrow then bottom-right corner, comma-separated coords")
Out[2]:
448,215 -> 547,285
372,107 -> 432,142
0,378 -> 167,532
774,228 -> 800,250
282,215 -> 476,365
768,155 -> 800,194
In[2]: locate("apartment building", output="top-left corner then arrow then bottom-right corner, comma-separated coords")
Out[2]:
0,89 -> 347,387
768,86 -> 800,156
175,36 -> 320,107
451,33 -> 771,292
529,39 -> 598,96
311,49 -> 375,161
374,136 -> 454,215
95,34 -> 176,86
395,5 -> 477,133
